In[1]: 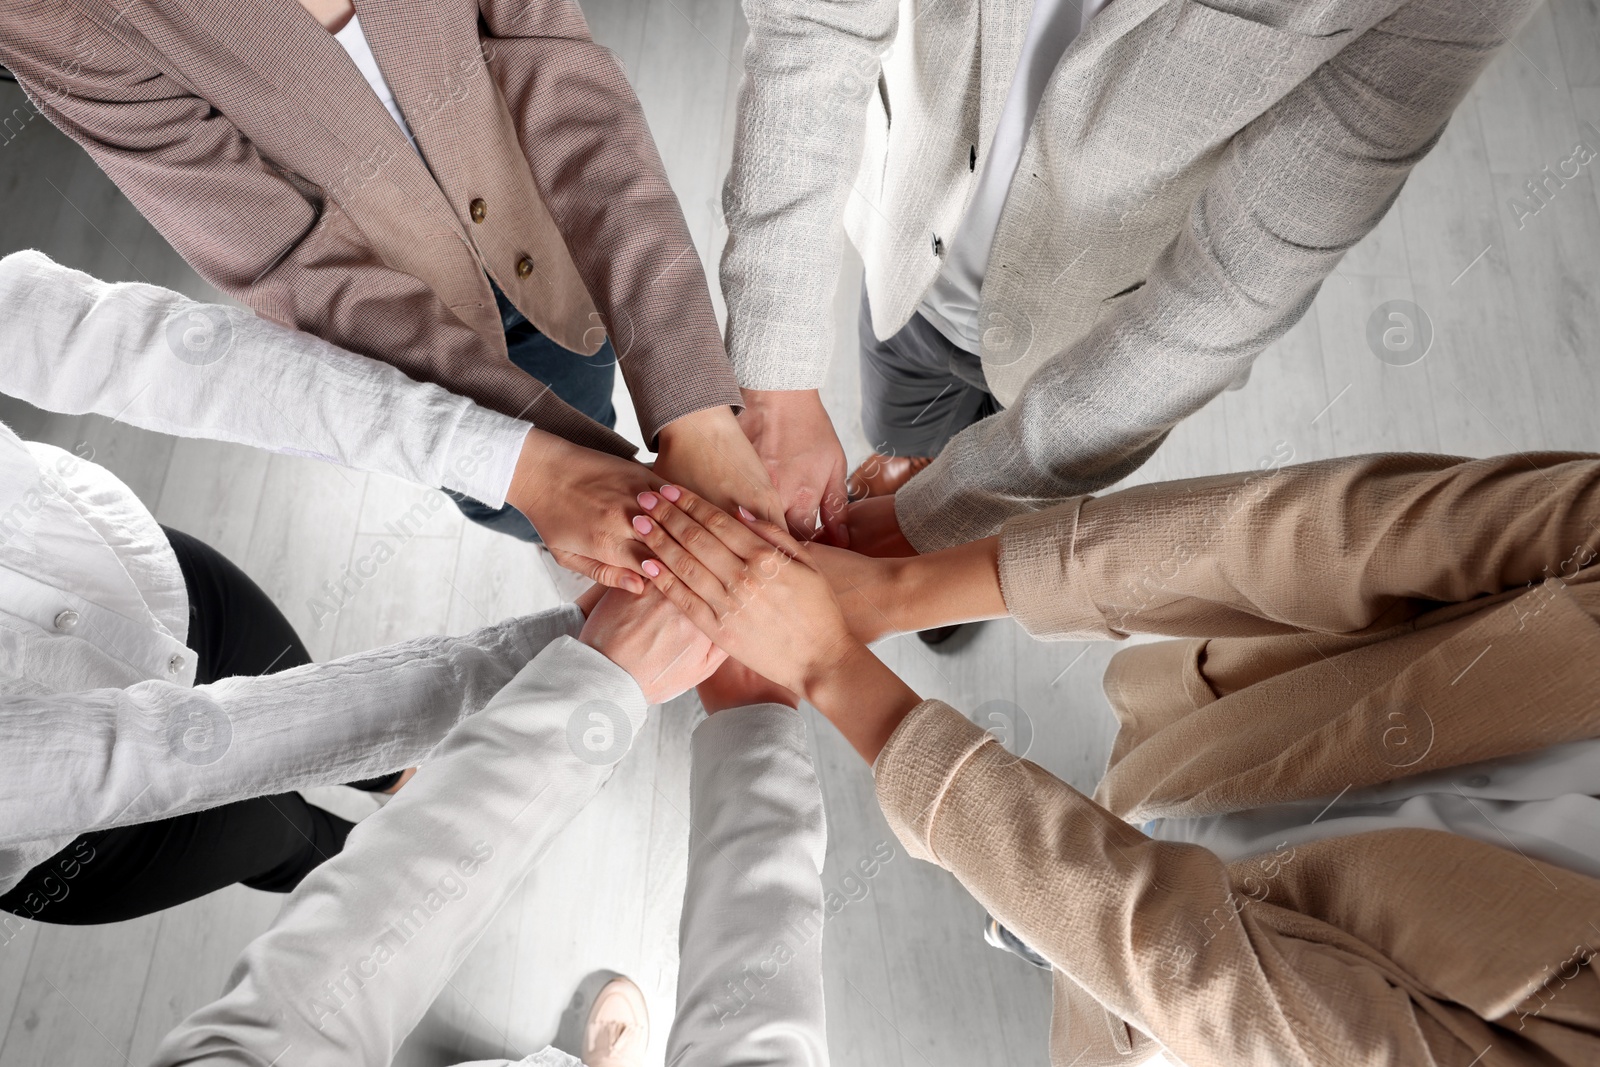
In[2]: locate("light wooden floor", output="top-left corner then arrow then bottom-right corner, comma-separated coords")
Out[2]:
0,1 -> 1596,1064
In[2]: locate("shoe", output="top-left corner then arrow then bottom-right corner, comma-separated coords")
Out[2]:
984,914 -> 1051,970
917,623 -> 965,646
847,453 -> 934,501
582,976 -> 649,1067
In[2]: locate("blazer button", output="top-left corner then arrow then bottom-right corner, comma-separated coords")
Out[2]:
53,609 -> 80,632
469,198 -> 488,224
515,255 -> 534,279
932,234 -> 944,257
167,653 -> 185,676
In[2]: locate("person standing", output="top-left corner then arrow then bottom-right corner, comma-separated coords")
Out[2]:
0,250 -> 717,922
720,0 -> 1538,557
0,0 -> 781,573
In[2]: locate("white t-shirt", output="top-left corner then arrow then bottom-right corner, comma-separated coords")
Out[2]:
917,0 -> 1111,354
333,13 -> 421,154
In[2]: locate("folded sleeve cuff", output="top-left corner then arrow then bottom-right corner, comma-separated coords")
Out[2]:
998,499 -> 1119,640
873,700 -> 994,865
894,457 -> 1024,552
438,405 -> 533,510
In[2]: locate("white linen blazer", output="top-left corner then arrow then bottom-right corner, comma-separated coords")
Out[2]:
721,0 -> 1540,548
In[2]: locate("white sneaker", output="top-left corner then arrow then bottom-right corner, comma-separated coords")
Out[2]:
581,976 -> 649,1067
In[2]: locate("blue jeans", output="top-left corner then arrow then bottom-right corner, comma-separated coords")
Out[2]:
449,281 -> 619,541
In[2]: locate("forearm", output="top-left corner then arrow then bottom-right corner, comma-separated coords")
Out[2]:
667,704 -> 829,1066
872,701 -> 1443,1067
885,537 -> 1007,633
997,453 -> 1600,641
720,0 -> 897,389
480,5 -> 740,442
151,638 -> 647,1067
804,643 -> 922,764
0,251 -> 535,508
0,608 -> 583,849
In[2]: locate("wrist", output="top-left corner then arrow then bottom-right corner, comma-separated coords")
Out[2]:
896,537 -> 1006,632
657,405 -> 737,449
879,556 -> 923,635
506,428 -> 561,521
803,639 -> 922,763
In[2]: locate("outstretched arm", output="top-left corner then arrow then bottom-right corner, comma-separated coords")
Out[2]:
811,452 -> 1600,644
895,0 -> 1542,549
149,589 -> 720,1067
0,608 -> 585,853
0,250 -> 673,591
996,452 -> 1600,641
666,701 -> 831,1067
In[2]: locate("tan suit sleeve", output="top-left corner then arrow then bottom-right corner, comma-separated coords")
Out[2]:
479,0 -> 743,445
998,452 -> 1600,641
875,701 -> 1469,1067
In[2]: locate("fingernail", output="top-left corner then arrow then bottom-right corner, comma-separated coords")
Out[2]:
738,505 -> 756,522
642,559 -> 661,577
661,484 -> 682,502
632,515 -> 653,535
638,491 -> 659,510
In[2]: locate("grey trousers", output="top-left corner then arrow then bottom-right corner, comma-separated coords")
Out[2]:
858,287 -> 1000,458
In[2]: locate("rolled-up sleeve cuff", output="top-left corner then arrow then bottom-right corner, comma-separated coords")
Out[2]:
894,459 -> 1023,552
439,406 -> 533,509
998,500 -> 1119,640
873,700 -> 994,866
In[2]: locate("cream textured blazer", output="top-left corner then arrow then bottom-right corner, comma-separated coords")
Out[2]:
875,452 -> 1600,1066
722,0 -> 1540,548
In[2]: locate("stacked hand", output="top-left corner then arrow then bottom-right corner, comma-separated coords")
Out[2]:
509,407 -> 787,595
578,583 -> 726,704
738,389 -> 851,544
507,428 -> 661,593
626,484 -> 924,761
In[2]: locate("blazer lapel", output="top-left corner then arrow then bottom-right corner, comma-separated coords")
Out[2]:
1230,585 -> 1600,809
163,0 -> 428,189
155,0 -> 501,343
1104,582 -> 1600,820
344,0 -> 474,195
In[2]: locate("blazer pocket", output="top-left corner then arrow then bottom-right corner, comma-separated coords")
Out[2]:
1103,279 -> 1146,302
1174,0 -> 1355,48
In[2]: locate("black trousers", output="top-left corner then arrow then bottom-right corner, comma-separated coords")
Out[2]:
0,528 -> 390,926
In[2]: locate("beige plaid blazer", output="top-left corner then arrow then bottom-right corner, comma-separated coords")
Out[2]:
1,0 -> 742,455
878,453 -> 1600,1066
